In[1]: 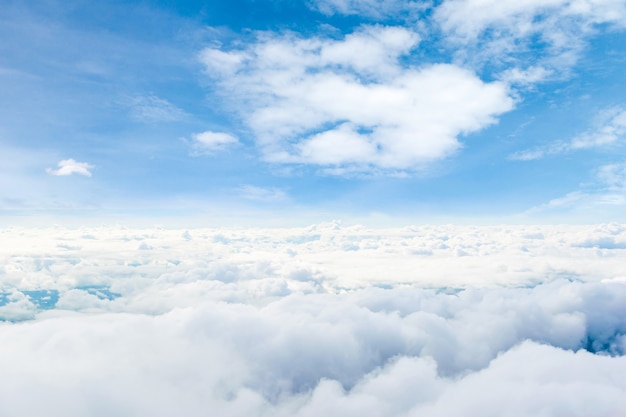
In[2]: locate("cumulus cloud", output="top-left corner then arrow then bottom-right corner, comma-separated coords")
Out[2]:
45,159 -> 94,177
189,131 -> 239,155
2,225 -> 626,416
199,25 -> 514,173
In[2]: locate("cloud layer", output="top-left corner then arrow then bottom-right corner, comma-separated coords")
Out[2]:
1,224 -> 625,416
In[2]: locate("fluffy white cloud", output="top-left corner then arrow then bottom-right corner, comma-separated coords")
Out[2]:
200,26 -> 514,172
1,224 -> 626,415
45,159 -> 94,177
189,131 -> 239,155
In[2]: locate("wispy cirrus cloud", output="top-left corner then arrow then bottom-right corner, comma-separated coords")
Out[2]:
46,159 -> 94,177
526,158 -> 626,217
436,0 -> 626,70
238,185 -> 288,202
510,107 -> 626,160
126,94 -> 187,123
308,0 -> 626,79
310,0 -> 426,18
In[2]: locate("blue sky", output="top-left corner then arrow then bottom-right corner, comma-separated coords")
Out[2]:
2,0 -> 626,225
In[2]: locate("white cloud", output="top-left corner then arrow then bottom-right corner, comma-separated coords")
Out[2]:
570,107 -> 626,149
238,185 -> 288,202
436,0 -> 626,40
525,159 -> 626,217
1,225 -> 626,414
126,94 -> 187,122
312,0 -> 626,80
435,0 -> 626,79
200,26 -> 514,173
597,161 -> 626,190
189,131 -> 239,155
311,0 -> 425,18
511,107 -> 626,160
46,159 -> 94,177
0,290 -> 37,321
498,65 -> 553,86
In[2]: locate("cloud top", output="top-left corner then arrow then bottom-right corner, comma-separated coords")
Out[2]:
1,224 -> 626,416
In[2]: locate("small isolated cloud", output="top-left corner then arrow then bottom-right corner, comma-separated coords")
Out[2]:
189,131 -> 239,155
46,159 -> 94,177
238,185 -> 288,202
200,25 -> 514,173
511,107 -> 626,160
127,94 -> 187,123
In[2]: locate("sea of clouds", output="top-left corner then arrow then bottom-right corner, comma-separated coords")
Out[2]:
1,223 -> 626,416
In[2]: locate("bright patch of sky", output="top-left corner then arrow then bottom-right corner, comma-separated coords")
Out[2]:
3,0 -> 626,224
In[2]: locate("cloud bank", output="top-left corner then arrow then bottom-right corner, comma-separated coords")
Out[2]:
1,224 -> 625,416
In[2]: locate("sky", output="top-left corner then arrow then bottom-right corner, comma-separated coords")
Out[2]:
2,0 -> 626,225
3,4 -> 626,413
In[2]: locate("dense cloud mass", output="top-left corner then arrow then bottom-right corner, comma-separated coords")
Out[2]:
1,224 -> 626,416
